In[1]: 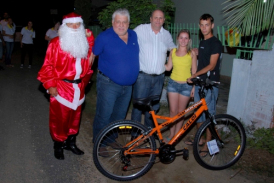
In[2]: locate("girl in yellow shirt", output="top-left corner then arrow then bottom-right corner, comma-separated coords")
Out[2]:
164,29 -> 197,142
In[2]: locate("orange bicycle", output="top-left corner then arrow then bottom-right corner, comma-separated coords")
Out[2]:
93,77 -> 246,181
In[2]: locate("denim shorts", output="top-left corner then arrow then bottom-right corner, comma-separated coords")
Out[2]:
167,78 -> 192,97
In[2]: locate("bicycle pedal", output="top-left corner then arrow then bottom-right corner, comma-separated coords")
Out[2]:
182,148 -> 189,160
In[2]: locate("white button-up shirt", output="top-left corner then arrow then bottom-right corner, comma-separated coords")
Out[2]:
134,23 -> 176,75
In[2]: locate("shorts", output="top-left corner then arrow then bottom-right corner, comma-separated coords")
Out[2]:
167,78 -> 192,97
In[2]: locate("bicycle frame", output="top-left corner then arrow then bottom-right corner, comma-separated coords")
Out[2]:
124,97 -> 210,156
94,78 -> 246,181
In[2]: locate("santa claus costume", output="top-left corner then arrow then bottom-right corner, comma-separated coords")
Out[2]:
37,12 -> 94,160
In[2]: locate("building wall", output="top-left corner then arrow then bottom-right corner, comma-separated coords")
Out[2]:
227,59 -> 251,123
227,45 -> 274,128
172,0 -> 234,77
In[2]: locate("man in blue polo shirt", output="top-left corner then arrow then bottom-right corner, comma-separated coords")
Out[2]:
92,8 -> 139,155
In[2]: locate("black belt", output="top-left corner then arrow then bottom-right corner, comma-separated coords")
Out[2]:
139,71 -> 163,76
63,78 -> 82,84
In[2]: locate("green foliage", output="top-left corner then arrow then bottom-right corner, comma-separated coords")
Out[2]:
247,127 -> 274,154
223,0 -> 274,36
74,0 -> 92,28
97,0 -> 175,30
159,0 -> 176,28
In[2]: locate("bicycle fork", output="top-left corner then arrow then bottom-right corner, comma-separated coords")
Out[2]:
206,113 -> 224,147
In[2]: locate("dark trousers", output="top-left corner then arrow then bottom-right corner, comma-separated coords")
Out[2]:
131,72 -> 165,128
21,43 -> 33,65
5,42 -> 14,65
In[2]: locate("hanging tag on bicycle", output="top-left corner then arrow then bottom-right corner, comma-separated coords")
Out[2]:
207,139 -> 219,155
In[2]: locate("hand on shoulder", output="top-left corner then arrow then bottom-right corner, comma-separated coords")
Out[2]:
192,48 -> 198,56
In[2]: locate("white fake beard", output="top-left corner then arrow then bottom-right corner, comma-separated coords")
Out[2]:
59,24 -> 88,58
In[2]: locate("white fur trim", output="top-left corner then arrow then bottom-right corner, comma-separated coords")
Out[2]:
54,57 -> 84,110
55,94 -> 85,110
62,17 -> 83,24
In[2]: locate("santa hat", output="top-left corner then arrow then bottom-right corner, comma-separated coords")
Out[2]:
62,12 -> 83,24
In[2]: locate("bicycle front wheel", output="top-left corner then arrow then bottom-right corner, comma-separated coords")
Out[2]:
193,114 -> 246,170
93,120 -> 156,181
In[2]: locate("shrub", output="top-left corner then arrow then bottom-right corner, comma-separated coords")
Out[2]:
97,0 -> 175,30
247,127 -> 274,154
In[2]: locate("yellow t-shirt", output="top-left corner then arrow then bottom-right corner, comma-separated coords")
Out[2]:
170,49 -> 192,82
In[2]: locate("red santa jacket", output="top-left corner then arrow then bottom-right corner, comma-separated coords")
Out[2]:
37,29 -> 94,110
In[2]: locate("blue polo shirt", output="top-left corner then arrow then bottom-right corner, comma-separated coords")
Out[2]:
93,27 -> 139,86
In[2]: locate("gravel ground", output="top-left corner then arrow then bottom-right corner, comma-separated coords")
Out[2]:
0,46 -> 106,183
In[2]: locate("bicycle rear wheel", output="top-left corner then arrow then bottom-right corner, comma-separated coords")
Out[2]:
93,120 -> 156,181
193,114 -> 246,170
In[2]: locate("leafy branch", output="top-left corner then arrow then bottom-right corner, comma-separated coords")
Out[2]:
97,0 -> 175,30
223,0 -> 274,36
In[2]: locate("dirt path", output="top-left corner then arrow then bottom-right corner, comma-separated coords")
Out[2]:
0,46 -> 259,183
79,111 -> 255,183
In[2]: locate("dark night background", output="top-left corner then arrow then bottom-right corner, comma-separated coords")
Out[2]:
0,0 -> 75,54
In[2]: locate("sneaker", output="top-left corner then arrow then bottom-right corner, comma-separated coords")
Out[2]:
20,64 -> 23,68
28,65 -> 31,69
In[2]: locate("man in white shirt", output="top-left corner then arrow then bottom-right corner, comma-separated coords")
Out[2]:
0,12 -> 9,27
131,9 -> 176,129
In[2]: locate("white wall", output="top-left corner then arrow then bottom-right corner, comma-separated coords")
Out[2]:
227,59 -> 251,122
172,0 -> 234,77
227,45 -> 274,128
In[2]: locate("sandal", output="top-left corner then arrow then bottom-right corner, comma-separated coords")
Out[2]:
185,139 -> 205,146
164,137 -> 171,143
184,140 -> 194,145
199,150 -> 209,157
199,138 -> 206,146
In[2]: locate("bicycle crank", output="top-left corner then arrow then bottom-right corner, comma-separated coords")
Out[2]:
159,144 -> 176,164
169,147 -> 189,160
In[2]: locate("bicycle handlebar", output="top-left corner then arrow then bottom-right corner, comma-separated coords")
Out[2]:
191,77 -> 220,87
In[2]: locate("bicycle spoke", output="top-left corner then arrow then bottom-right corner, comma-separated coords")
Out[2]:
93,120 -> 157,181
193,114 -> 246,170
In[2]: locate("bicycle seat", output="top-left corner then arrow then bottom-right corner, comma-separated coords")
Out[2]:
133,95 -> 160,106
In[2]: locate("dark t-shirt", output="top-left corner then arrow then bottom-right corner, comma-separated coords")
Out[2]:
197,36 -> 222,81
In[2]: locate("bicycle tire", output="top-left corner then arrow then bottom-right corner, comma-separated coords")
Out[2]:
193,114 -> 246,170
93,120 -> 157,181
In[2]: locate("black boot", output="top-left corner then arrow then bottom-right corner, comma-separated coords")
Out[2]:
64,135 -> 84,155
54,141 -> 65,160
